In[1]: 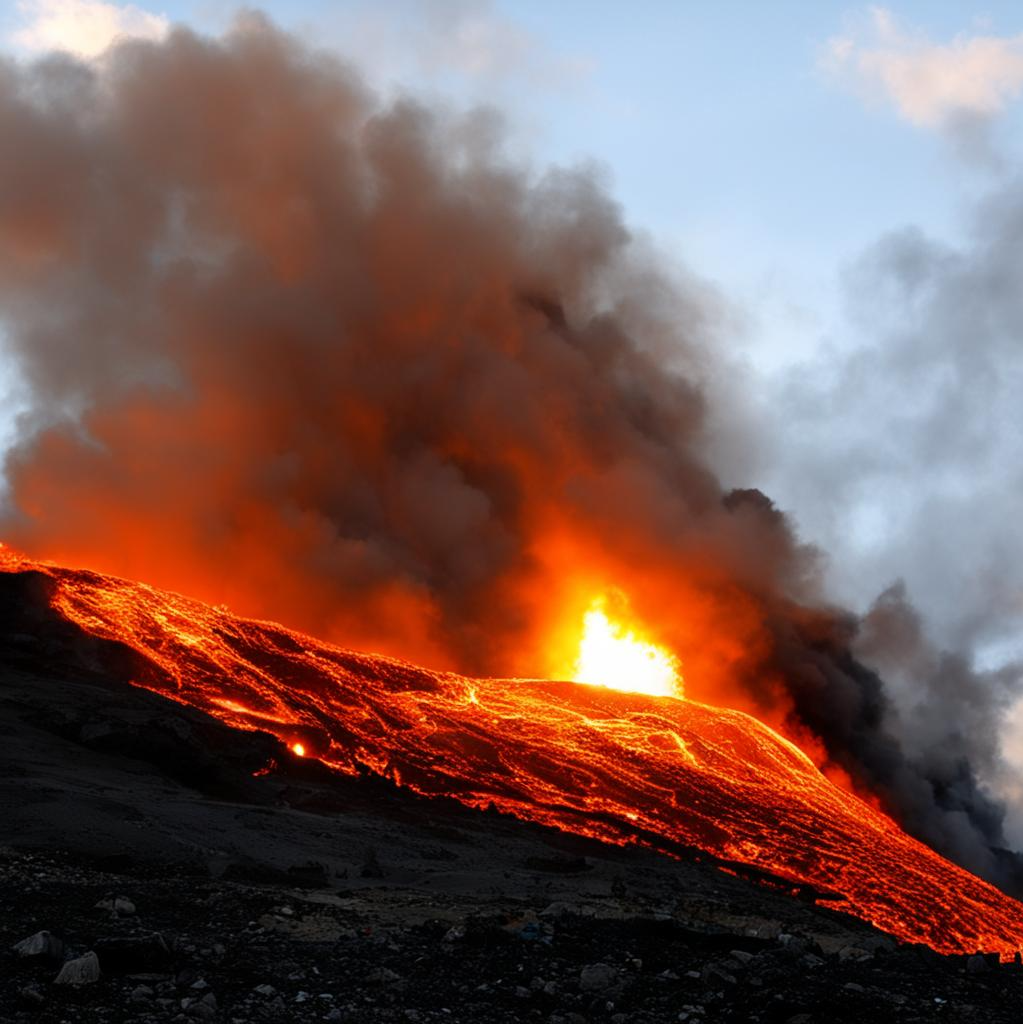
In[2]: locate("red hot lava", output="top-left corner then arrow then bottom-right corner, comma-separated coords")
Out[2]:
5,547 -> 1023,959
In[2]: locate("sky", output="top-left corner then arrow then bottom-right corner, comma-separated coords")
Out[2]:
2,1 -> 1023,828
3,1 -> 1018,332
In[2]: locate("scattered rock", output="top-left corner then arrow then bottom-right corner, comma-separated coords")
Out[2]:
365,966 -> 402,986
54,951 -> 101,986
2,837 -> 1023,1022
95,895 -> 136,915
702,962 -> 737,986
191,992 -> 218,1019
255,994 -> 287,1021
838,945 -> 873,962
17,984 -> 45,1006
12,929 -> 64,961
579,962 -> 620,993
258,911 -> 350,941
967,954 -> 990,974
505,910 -> 552,943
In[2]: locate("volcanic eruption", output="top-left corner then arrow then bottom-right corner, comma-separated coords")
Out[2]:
1,12 -> 1022,966
3,544 -> 1023,958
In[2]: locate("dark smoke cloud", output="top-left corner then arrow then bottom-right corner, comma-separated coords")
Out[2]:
756,587 -> 1018,885
756,173 -> 1023,855
857,584 -> 1020,872
0,15 -> 1017,888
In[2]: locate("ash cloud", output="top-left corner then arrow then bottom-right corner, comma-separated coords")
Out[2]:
766,197 -> 1023,662
0,16 -> 1018,889
758,173 -> 1023,858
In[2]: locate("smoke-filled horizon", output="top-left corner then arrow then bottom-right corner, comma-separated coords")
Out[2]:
1,16 -> 1020,891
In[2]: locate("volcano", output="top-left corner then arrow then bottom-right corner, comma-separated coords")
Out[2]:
3,546 -> 1023,960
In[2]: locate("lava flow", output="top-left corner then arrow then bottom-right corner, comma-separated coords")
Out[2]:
5,546 -> 1023,958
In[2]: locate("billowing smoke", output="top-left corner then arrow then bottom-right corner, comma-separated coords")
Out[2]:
755,175 -> 1023,861
0,17 -> 1017,889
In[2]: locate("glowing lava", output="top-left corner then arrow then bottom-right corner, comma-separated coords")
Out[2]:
292,742 -> 306,757
572,596 -> 681,698
4,546 -> 1023,958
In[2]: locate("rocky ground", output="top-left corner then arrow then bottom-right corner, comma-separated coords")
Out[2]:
5,841 -> 1023,1024
3,583 -> 1023,1022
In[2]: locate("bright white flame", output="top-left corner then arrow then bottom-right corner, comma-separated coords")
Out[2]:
572,599 -> 681,698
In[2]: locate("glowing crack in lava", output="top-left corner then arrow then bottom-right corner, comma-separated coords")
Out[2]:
572,596 -> 681,698
4,546 -> 1023,958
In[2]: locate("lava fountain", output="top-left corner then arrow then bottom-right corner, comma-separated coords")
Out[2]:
571,594 -> 681,698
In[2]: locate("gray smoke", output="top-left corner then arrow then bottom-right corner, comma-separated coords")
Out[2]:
0,14 -> 1020,890
759,175 -> 1023,852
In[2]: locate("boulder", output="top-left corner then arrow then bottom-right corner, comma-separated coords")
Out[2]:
12,929 -> 64,961
55,951 -> 101,986
579,962 -> 620,993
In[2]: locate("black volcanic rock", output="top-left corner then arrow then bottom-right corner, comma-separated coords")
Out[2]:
3,572 -> 1023,1020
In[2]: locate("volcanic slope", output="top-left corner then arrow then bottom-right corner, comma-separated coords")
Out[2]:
3,548 -> 1023,958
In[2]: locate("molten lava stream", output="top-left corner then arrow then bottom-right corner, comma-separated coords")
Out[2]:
3,546 -> 1023,959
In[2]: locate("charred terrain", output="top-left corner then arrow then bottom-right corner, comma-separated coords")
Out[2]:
3,560 -> 1023,1023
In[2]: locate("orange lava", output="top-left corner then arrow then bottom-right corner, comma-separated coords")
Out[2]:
5,545 -> 1023,958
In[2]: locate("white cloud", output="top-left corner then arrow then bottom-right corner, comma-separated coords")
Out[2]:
821,7 -> 1023,127
319,0 -> 593,101
11,0 -> 168,59
414,0 -> 592,87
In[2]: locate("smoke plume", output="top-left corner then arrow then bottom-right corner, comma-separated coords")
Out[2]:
756,177 -> 1023,855
0,16 -> 1017,888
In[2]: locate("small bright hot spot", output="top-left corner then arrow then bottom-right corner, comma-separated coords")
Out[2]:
571,596 -> 681,698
